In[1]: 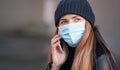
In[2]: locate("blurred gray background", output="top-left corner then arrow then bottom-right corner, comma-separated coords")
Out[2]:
0,0 -> 120,70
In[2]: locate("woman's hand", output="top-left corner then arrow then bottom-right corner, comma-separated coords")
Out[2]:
51,34 -> 67,70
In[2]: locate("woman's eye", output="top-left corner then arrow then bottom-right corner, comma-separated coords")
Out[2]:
74,18 -> 81,22
61,21 -> 68,25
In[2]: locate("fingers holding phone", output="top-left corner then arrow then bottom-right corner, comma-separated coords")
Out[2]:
50,34 -> 67,68
51,34 -> 62,53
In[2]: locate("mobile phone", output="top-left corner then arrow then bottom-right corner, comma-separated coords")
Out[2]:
58,32 -> 63,53
58,39 -> 63,53
58,43 -> 62,52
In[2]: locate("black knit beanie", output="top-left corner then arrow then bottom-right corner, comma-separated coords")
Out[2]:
55,0 -> 95,27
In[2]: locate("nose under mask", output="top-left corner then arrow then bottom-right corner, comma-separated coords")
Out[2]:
58,21 -> 85,47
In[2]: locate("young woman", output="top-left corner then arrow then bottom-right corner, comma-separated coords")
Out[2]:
45,0 -> 119,70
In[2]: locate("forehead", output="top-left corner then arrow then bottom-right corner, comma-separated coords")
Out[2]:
60,14 -> 84,20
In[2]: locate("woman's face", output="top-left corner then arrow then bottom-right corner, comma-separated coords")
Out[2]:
58,14 -> 86,27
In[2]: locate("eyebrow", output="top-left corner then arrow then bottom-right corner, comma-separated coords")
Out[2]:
59,19 -> 67,21
72,15 -> 79,19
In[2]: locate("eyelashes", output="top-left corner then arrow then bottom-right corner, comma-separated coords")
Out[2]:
59,18 -> 81,25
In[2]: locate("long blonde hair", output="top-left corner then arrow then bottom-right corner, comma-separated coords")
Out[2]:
71,21 -> 95,70
48,21 -> 118,70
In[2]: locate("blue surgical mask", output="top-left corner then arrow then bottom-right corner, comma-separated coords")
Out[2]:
58,22 -> 85,47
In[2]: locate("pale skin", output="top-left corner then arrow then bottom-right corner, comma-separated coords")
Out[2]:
51,14 -> 86,70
